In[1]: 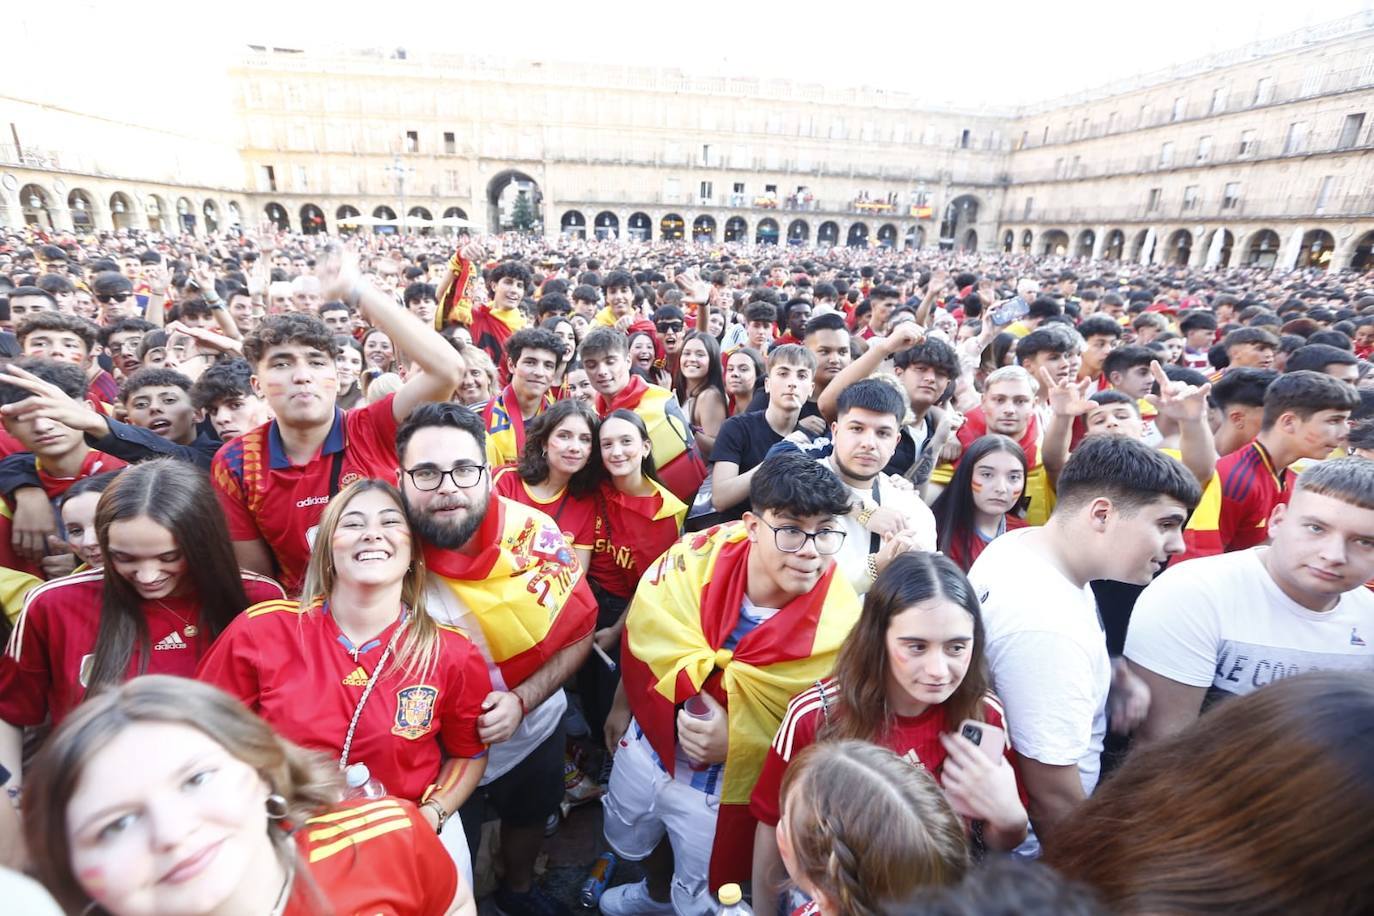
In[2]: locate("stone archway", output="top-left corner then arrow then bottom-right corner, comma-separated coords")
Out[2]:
594,211 -> 620,240
561,210 -> 587,239
627,212 -> 652,241
787,219 -> 810,246
1039,229 -> 1069,257
1351,230 -> 1374,271
109,191 -> 137,230
692,215 -> 716,243
1167,228 -> 1193,266
877,224 -> 899,249
756,218 -> 780,245
818,221 -> 839,247
1300,229 -> 1335,270
1244,229 -> 1281,268
724,216 -> 748,242
264,201 -> 290,231
300,203 -> 327,235
1074,229 -> 1095,259
486,168 -> 541,234
660,213 -> 685,241
938,194 -> 980,250
67,188 -> 96,231
1103,229 -> 1125,260
846,222 -> 869,248
20,184 -> 53,228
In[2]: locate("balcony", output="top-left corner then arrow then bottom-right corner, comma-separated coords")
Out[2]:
1002,194 -> 1374,224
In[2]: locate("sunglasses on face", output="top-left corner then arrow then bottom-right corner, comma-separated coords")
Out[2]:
97,291 -> 134,304
656,322 -> 684,333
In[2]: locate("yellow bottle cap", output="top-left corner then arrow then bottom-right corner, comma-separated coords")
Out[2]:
719,883 -> 742,906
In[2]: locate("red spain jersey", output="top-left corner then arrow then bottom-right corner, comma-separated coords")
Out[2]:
1179,440 -> 1288,561
210,394 -> 401,593
492,466 -> 597,552
197,599 -> 490,802
0,570 -> 283,726
749,679 -> 1020,828
588,480 -> 687,600
285,797 -> 457,916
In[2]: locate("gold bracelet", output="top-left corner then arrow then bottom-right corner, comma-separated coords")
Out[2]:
866,554 -> 879,582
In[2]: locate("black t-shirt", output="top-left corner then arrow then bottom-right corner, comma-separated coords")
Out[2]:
745,387 -> 822,421
710,411 -> 788,520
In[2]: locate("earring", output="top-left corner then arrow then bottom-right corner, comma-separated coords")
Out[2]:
265,793 -> 288,820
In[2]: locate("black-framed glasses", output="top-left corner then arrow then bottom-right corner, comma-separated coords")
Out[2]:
97,291 -> 134,304
656,321 -> 684,333
758,518 -> 846,556
404,464 -> 487,491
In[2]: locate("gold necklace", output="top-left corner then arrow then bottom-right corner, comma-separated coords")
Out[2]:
153,598 -> 199,638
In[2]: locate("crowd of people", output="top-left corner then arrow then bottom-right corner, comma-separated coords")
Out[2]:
0,219 -> 1372,916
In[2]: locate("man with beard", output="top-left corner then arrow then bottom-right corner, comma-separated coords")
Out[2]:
397,402 -> 596,916
820,379 -> 936,594
928,366 -> 1054,524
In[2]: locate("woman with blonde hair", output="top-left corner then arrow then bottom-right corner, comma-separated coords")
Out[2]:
457,344 -> 499,406
197,479 -> 491,854
23,675 -> 473,915
776,740 -> 969,916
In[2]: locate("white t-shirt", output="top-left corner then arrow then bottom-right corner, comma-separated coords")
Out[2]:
823,458 -> 937,594
1125,547 -> 1374,705
967,528 -> 1111,797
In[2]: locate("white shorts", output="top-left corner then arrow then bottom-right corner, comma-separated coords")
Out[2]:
601,725 -> 718,916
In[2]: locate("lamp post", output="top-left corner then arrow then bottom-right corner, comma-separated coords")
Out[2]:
385,153 -> 414,235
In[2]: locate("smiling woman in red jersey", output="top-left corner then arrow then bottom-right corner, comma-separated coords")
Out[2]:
23,676 -> 473,916
0,460 -> 284,768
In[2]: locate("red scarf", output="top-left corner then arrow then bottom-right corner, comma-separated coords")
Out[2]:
596,373 -> 649,416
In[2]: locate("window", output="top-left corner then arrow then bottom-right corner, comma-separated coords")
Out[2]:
294,165 -> 309,190
1159,142 -> 1174,168
288,125 -> 308,150
1070,155 -> 1081,176
732,182 -> 745,194
1254,77 -> 1274,105
701,143 -> 712,165
960,128 -> 971,148
1196,135 -> 1213,163
1238,129 -> 1257,156
829,118 -> 845,139
765,148 -> 781,170
1080,117 -> 1090,137
665,142 -> 682,164
1338,113 -> 1366,149
405,130 -> 418,153
1171,96 -> 1186,121
1019,130 -> 1028,149
665,178 -> 680,202
1042,125 -> 1050,144
764,184 -> 777,195
1283,122 -> 1308,155
699,180 -> 713,202
1316,175 -> 1335,212
1222,182 -> 1241,210
260,165 -> 277,192
1054,157 -> 1064,178
1210,86 -> 1227,114
1138,103 -> 1152,126
443,131 -> 455,154
1022,197 -> 1034,220
1182,185 -> 1200,211
1106,111 -> 1118,132
1300,67 -> 1322,96
1146,188 -> 1162,211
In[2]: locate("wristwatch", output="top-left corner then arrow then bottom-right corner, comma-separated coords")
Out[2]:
856,502 -> 877,528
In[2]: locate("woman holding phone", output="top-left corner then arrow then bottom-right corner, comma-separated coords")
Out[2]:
749,552 -> 1027,915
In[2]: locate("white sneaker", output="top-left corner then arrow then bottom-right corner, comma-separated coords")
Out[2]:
598,880 -> 675,915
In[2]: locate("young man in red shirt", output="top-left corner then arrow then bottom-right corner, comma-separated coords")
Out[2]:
1180,370 -> 1358,559
211,249 -> 465,593
856,285 -> 901,340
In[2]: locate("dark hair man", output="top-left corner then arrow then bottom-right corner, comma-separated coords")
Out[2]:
480,328 -> 564,467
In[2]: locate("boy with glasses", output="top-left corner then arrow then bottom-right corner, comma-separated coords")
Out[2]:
601,452 -> 860,915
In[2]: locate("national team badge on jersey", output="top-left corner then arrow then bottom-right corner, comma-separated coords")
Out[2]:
392,685 -> 439,739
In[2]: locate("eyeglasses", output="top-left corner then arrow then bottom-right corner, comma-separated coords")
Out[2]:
97,291 -> 133,304
758,518 -> 846,556
656,322 -> 684,333
403,464 -> 487,491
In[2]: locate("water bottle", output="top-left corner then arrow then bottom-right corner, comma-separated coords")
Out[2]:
578,852 -> 617,907
343,763 -> 386,800
716,883 -> 753,915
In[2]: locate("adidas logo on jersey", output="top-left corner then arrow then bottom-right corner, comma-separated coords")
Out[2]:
342,666 -> 370,686
154,631 -> 188,651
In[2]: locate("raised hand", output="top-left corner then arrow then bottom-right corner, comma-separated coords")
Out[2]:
881,321 -> 926,355
1146,360 -> 1211,423
1039,367 -> 1096,418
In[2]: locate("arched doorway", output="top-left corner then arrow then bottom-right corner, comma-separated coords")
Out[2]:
627,212 -> 651,241
692,215 -> 716,243
109,191 -> 135,231
561,210 -> 587,239
67,189 -> 96,231
594,211 -> 619,240
226,201 -> 243,226
818,221 -> 839,246
336,205 -> 361,229
755,218 -> 780,245
907,226 -> 926,250
20,184 -> 52,227
487,169 -> 541,234
960,229 -> 978,252
1300,229 -> 1335,270
202,200 -> 220,233
724,216 -> 747,242
145,195 -> 168,232
1003,230 -> 1016,253
1129,229 -> 1153,262
406,206 -> 434,235
787,219 -> 810,246
1020,229 -> 1034,253
938,195 -> 980,250
1039,229 -> 1069,257
176,196 -> 197,234
372,205 -> 397,235
877,224 -> 898,249
1351,231 -> 1374,271
1245,229 -> 1280,268
846,222 -> 869,248
1167,229 -> 1193,266
1103,229 -> 1125,260
1200,229 -> 1235,267
1074,229 -> 1095,259
264,202 -> 290,232
299,203 -> 326,235
660,213 -> 685,241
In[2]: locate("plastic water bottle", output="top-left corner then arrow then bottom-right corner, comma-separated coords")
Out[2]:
343,763 -> 386,800
716,883 -> 753,915
578,852 -> 617,907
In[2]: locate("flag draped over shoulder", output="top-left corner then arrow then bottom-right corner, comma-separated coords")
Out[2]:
480,386 -> 555,469
597,376 -> 706,503
423,497 -> 596,688
437,254 -> 524,380
620,522 -> 860,884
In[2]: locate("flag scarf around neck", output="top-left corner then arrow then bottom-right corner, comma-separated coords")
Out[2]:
621,522 -> 860,805
422,497 -> 596,688
481,386 -> 555,468
596,375 -> 707,503
935,408 -> 1054,525
438,255 -> 525,381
